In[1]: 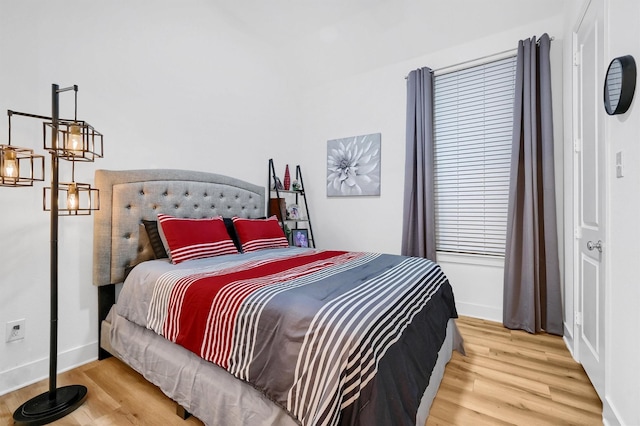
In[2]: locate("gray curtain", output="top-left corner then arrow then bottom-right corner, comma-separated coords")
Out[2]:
401,67 -> 436,261
503,33 -> 563,335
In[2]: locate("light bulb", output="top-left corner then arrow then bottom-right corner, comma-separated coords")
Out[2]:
2,148 -> 18,178
67,182 -> 79,210
66,124 -> 83,156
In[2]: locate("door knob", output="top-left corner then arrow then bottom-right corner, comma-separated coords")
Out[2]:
587,240 -> 603,252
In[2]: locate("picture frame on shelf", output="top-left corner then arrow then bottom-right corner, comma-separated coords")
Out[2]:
293,229 -> 309,248
287,204 -> 301,220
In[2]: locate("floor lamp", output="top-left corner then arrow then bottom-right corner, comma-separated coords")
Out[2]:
0,84 -> 103,425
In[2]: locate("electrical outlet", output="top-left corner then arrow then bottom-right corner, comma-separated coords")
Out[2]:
6,319 -> 26,342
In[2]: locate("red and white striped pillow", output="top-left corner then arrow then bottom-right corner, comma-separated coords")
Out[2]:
157,214 -> 238,264
232,216 -> 289,253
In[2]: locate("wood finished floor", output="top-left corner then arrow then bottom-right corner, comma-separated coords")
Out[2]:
427,317 -> 602,426
0,316 -> 602,425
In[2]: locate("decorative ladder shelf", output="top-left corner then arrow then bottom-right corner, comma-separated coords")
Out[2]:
268,158 -> 315,248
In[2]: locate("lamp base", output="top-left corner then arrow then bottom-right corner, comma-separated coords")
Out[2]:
13,385 -> 88,425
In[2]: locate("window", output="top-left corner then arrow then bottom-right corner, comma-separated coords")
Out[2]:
433,55 -> 516,256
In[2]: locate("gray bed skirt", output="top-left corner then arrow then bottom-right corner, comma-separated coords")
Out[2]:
102,309 -> 460,426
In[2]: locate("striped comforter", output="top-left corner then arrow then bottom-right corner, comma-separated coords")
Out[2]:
117,248 -> 457,426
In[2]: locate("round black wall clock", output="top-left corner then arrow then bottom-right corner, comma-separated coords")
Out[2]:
604,55 -> 636,115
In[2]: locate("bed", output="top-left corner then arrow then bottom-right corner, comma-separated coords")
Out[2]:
92,168 -> 462,426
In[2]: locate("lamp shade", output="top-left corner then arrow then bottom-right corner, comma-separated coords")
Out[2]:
0,144 -> 45,187
43,181 -> 99,215
66,124 -> 83,156
2,148 -> 17,177
44,120 -> 103,162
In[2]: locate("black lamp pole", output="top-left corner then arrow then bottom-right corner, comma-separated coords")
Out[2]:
13,84 -> 88,425
50,83 -> 60,397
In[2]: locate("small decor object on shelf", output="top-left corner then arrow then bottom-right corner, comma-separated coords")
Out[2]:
292,180 -> 302,191
293,229 -> 309,248
284,224 -> 292,244
269,197 -> 286,221
273,176 -> 283,190
284,164 -> 291,190
287,204 -> 301,220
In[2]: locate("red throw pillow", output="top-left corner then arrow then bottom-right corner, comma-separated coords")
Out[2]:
157,214 -> 238,264
232,216 -> 289,253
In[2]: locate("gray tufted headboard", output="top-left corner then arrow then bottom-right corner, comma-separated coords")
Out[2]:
92,169 -> 265,287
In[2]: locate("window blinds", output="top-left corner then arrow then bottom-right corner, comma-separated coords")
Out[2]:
433,55 -> 516,256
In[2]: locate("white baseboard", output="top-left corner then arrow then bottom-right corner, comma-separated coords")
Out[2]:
455,301 -> 502,323
603,396 -> 623,426
0,341 -> 98,396
562,322 -> 577,361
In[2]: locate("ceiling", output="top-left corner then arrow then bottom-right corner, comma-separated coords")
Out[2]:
210,0 -> 568,84
212,0 -> 380,47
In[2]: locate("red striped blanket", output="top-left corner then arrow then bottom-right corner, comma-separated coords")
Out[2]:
143,249 -> 456,426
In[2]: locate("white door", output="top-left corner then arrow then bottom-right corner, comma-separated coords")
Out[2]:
575,0 -> 606,400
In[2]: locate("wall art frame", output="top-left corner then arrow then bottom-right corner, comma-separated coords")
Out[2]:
326,133 -> 381,197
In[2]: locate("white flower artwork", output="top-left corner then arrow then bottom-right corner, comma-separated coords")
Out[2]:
327,133 -> 381,196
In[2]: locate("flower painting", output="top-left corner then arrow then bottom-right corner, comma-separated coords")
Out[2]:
327,133 -> 381,196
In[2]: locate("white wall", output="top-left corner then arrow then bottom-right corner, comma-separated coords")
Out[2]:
601,0 -> 640,424
298,15 -> 566,322
0,0 -> 299,395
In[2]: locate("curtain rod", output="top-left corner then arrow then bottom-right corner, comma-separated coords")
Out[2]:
405,35 -> 555,79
